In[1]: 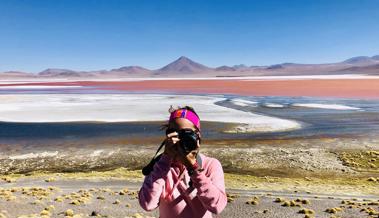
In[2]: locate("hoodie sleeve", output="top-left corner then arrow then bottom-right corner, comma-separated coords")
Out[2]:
138,154 -> 172,211
190,158 -> 227,214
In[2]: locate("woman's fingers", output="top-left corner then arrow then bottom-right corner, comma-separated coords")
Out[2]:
166,132 -> 180,146
167,132 -> 178,138
175,146 -> 198,167
166,137 -> 180,146
171,138 -> 180,143
164,131 -> 181,158
164,129 -> 201,167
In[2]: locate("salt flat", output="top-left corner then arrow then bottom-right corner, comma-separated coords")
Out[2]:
292,103 -> 361,110
0,85 -> 82,89
0,94 -> 301,133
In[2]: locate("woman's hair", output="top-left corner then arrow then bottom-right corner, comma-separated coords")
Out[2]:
160,105 -> 200,132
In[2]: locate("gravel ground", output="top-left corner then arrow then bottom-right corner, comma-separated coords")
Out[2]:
1,178 -> 378,218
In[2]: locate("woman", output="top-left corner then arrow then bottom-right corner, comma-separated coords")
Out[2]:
138,106 -> 227,218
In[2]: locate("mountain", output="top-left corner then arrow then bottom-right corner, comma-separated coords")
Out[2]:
266,64 -> 285,70
0,71 -> 35,78
342,56 -> 379,65
153,56 -> 212,76
215,66 -> 236,71
2,54 -> 379,79
338,64 -> 379,75
38,68 -> 89,77
108,66 -> 151,77
233,64 -> 248,69
38,66 -> 152,78
110,66 -> 150,74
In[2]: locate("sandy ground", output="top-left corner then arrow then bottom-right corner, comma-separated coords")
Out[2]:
1,176 -> 378,218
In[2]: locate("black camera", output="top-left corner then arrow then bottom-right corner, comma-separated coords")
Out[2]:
177,128 -> 199,154
142,128 -> 200,176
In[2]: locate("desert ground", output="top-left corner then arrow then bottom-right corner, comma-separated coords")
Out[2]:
0,167 -> 378,218
0,77 -> 378,217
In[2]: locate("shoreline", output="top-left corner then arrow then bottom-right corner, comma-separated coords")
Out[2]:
1,125 -> 378,176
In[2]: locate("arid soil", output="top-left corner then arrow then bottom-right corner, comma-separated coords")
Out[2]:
0,169 -> 378,218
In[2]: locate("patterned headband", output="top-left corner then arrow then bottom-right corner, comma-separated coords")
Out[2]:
169,109 -> 201,130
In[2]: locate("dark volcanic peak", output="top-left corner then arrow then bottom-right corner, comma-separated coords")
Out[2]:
157,56 -> 211,73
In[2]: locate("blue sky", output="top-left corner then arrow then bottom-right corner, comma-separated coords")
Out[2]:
0,0 -> 379,73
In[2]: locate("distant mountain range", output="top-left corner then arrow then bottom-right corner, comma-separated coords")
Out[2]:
1,55 -> 379,79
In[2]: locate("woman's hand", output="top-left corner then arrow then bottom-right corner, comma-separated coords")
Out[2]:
177,147 -> 198,169
164,131 -> 200,168
164,131 -> 180,160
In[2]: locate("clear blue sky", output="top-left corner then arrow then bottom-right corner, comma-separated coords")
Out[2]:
1,0 -> 379,73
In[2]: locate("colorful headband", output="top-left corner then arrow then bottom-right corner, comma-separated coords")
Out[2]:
169,109 -> 201,130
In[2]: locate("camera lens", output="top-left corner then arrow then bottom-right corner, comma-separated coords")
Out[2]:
178,129 -> 198,153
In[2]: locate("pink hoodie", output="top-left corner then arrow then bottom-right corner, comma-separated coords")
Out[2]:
138,153 -> 227,218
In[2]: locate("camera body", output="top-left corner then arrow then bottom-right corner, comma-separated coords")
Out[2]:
142,128 -> 200,176
177,128 -> 199,153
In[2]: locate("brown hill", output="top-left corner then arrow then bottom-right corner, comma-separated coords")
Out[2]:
153,56 -> 213,76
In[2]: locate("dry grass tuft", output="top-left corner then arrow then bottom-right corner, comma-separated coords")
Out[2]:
325,207 -> 343,214
65,209 -> 74,216
299,208 -> 315,215
44,177 -> 56,182
245,196 -> 260,205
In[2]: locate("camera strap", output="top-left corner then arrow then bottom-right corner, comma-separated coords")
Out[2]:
153,139 -> 166,159
142,133 -> 202,176
141,139 -> 166,176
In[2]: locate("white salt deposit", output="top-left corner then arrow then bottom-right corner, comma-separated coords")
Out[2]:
264,103 -> 285,108
230,98 -> 258,107
90,150 -> 104,157
0,94 -> 301,133
8,151 -> 59,160
292,103 -> 360,110
0,85 -> 82,89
